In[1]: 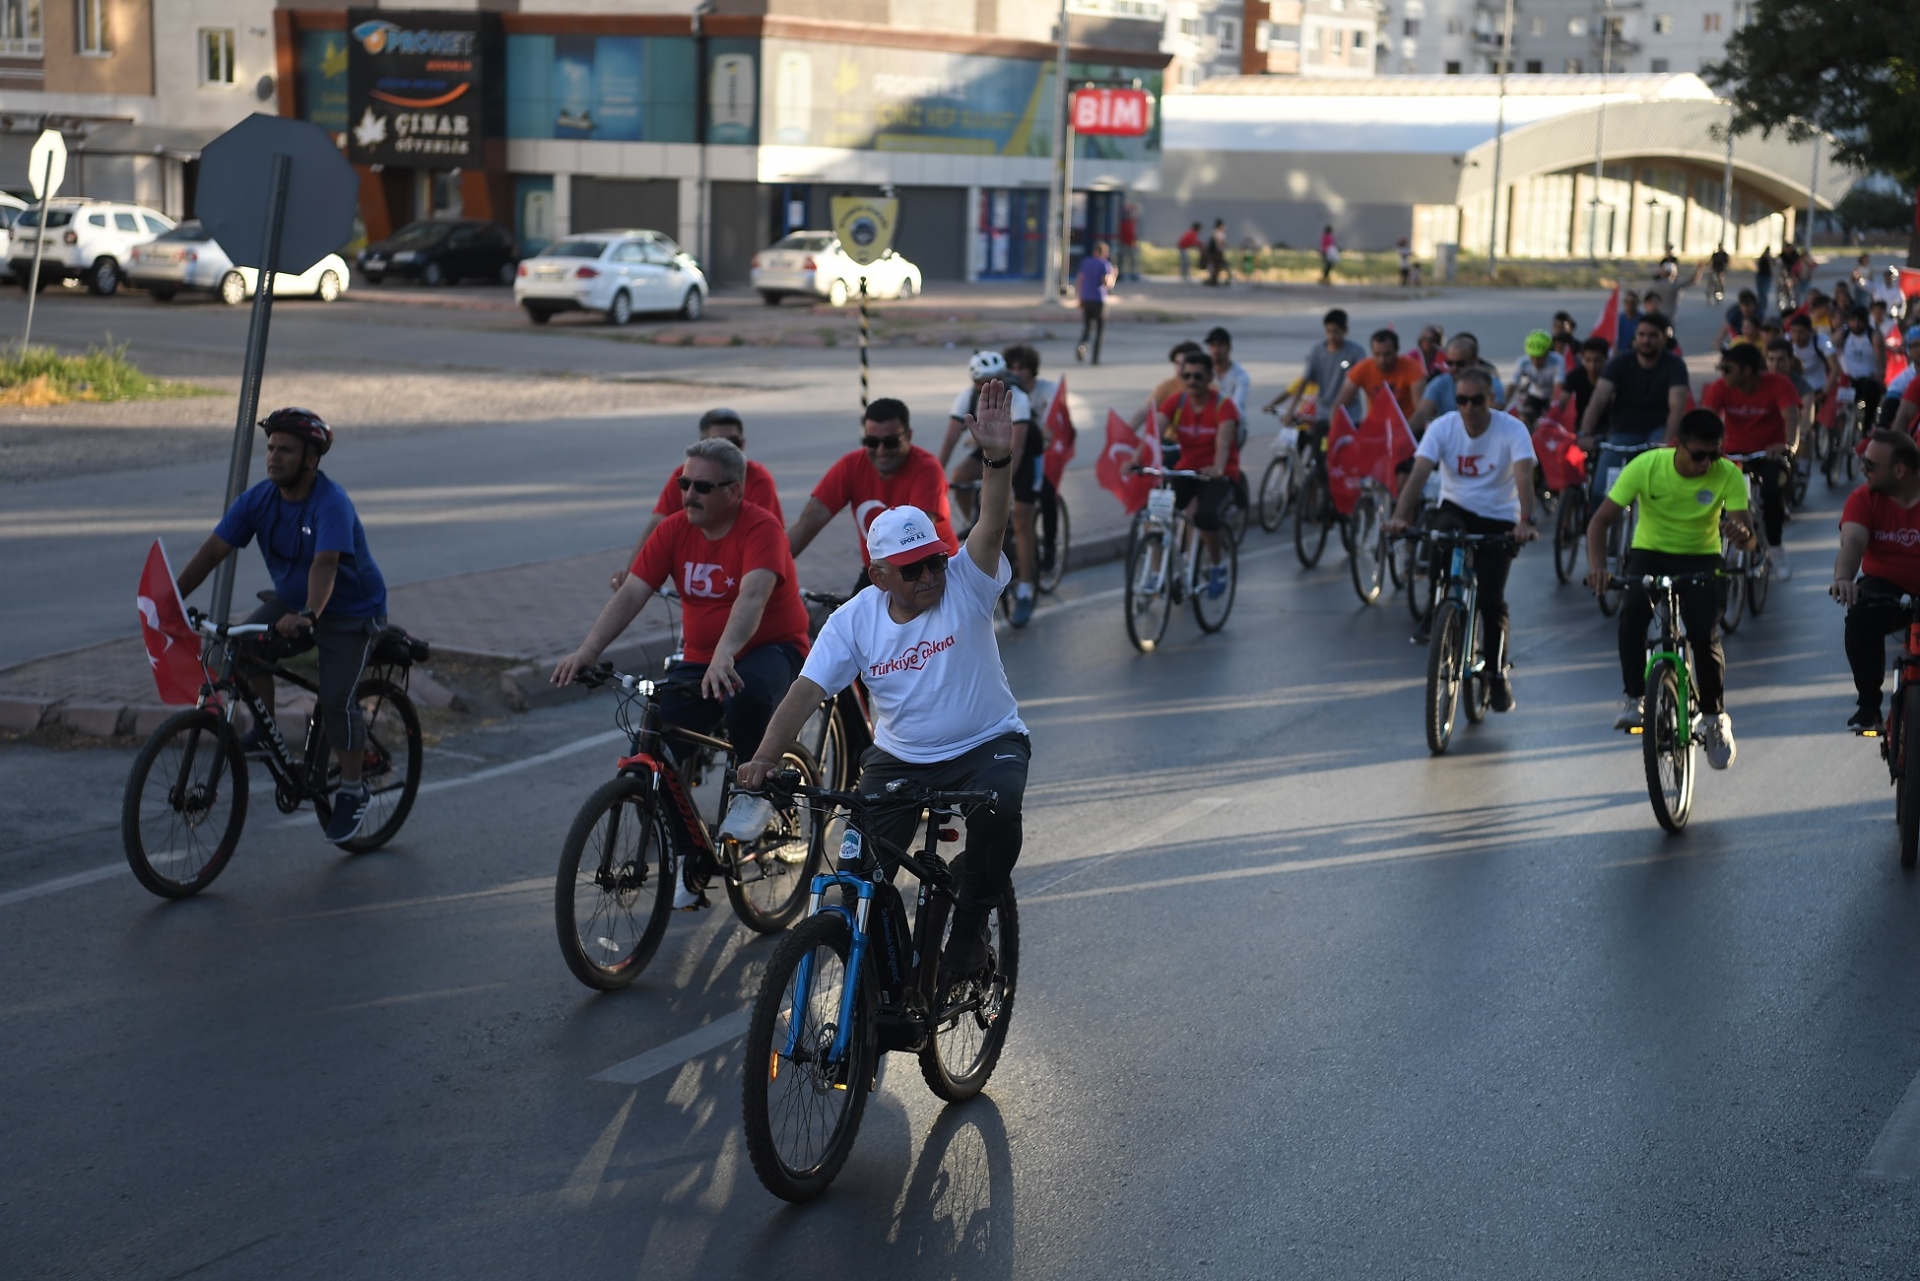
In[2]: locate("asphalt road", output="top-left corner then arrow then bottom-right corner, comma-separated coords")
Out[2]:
8,273 -> 1920,1277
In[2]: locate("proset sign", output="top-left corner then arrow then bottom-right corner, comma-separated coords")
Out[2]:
1070,88 -> 1152,137
346,9 -> 497,168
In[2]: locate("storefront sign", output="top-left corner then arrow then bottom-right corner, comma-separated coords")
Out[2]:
710,53 -> 756,144
347,9 -> 489,167
1071,88 -> 1151,137
831,196 -> 898,266
553,35 -> 643,141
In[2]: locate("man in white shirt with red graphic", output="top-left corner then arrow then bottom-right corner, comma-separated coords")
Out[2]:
740,380 -> 1028,976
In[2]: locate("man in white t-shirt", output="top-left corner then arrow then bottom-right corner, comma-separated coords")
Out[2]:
742,379 -> 1029,976
1386,366 -> 1538,710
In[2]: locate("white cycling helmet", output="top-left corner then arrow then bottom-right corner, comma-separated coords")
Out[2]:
968,350 -> 1008,381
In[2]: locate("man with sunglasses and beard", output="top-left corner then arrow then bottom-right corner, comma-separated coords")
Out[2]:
555,438 -> 813,903
1154,348 -> 1241,598
1585,409 -> 1753,769
788,397 -> 959,599
739,381 -> 1029,976
610,407 -> 783,591
1831,431 -> 1920,733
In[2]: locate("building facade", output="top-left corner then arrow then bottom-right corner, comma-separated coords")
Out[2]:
1374,0 -> 1743,77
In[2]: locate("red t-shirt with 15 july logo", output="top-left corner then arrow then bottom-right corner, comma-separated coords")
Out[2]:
631,504 -> 811,663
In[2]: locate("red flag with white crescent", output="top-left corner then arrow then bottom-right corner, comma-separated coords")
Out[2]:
137,539 -> 202,705
1042,378 -> 1076,487
1592,287 -> 1619,351
1095,410 -> 1157,513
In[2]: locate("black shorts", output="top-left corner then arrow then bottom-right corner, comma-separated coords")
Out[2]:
1169,475 -> 1236,532
239,598 -> 385,753
974,421 -> 1048,503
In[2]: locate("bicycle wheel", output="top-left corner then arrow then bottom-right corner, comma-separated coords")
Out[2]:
725,743 -> 825,934
1464,656 -> 1490,725
121,708 -> 250,898
1424,600 -> 1466,755
1193,526 -> 1238,633
920,876 -> 1019,1103
1643,660 -> 1694,833
1791,453 -> 1811,507
1901,689 -> 1920,869
1841,415 -> 1860,483
554,774 -> 675,990
1598,517 -> 1626,617
1124,524 -> 1174,653
1257,452 -> 1296,532
1348,493 -> 1384,605
1718,552 -> 1745,634
742,912 -> 874,1202
1553,488 -> 1586,585
309,678 -> 422,853
1037,491 -> 1070,594
1294,473 -> 1331,568
1407,540 -> 1433,626
1747,551 -> 1771,616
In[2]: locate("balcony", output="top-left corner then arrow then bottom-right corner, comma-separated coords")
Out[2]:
0,37 -> 42,56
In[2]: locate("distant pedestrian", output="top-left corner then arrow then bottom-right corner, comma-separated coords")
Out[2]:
1756,247 -> 1774,312
1178,222 -> 1202,283
1614,288 -> 1643,352
1397,237 -> 1412,286
1118,203 -> 1140,281
1319,225 -> 1339,286
1206,219 -> 1231,287
1076,240 -> 1116,365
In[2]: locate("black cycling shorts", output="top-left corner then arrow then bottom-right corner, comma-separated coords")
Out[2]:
974,421 -> 1048,503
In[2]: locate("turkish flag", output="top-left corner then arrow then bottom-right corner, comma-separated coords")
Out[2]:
1533,403 -> 1587,493
1095,410 -> 1157,513
1325,407 -> 1364,516
1042,378 -> 1076,487
1818,373 -> 1848,429
1898,266 -> 1920,307
137,539 -> 202,705
1592,287 -> 1619,352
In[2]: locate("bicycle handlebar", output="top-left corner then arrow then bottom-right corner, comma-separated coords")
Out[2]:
575,664 -> 654,696
1131,466 -> 1210,479
1399,529 -> 1518,549
1607,571 -> 1721,590
755,768 -> 998,813
184,607 -> 272,640
803,590 -> 854,609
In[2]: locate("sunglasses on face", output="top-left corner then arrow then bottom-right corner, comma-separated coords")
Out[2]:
677,476 -> 737,494
1686,447 -> 1722,463
862,434 -> 905,451
1456,393 -> 1489,407
1182,370 -> 1209,382
894,553 -> 949,582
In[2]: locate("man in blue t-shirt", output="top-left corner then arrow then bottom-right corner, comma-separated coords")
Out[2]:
1075,241 -> 1116,365
175,408 -> 389,844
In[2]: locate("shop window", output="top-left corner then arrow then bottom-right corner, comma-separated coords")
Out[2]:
1703,12 -> 1721,31
200,28 -> 235,85
1652,14 -> 1672,34
1,0 -> 42,56
1402,18 -> 1419,35
75,0 -> 105,53
1525,59 -> 1541,73
1444,59 -> 1461,73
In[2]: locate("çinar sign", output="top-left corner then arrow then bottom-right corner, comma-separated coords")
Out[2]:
1070,88 -> 1152,138
830,196 -> 899,268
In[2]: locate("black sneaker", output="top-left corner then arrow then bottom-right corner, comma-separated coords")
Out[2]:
940,911 -> 991,977
1849,706 -> 1884,735
324,786 -> 371,844
1489,675 -> 1516,713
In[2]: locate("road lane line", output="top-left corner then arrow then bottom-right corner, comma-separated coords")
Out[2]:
592,1007 -> 751,1085
1020,795 -> 1232,897
1023,834 -> 1499,905
1862,1066 -> 1920,1180
0,863 -> 121,909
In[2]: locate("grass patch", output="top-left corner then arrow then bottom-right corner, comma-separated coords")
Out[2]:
1137,244 -> 1712,291
0,342 -> 214,407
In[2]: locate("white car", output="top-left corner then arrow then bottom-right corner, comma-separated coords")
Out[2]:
127,220 -> 349,304
7,198 -> 174,296
513,229 -> 708,325
0,192 -> 26,282
751,231 -> 922,306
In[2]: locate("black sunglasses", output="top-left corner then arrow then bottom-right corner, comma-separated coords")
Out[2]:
894,553 -> 949,582
677,476 -> 738,494
1686,447 -> 1722,463
1456,393 -> 1489,407
1181,370 -> 1210,382
862,434 -> 905,451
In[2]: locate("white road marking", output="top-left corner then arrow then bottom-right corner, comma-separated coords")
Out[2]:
1862,1066 -> 1920,1180
592,1007 -> 751,1085
0,863 -> 122,909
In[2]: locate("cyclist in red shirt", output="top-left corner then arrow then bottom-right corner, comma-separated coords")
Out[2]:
611,407 -> 782,591
1331,328 -> 1427,420
1702,341 -> 1803,580
1153,348 -> 1240,598
787,397 -> 958,596
1832,430 -> 1920,731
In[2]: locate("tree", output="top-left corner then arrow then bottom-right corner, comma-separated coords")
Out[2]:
1703,1 -> 1920,184
1834,186 -> 1915,237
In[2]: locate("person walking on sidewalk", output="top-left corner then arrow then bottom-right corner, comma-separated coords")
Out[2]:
1207,219 -> 1231,287
1118,202 -> 1140,281
1076,241 -> 1117,365
1178,222 -> 1201,283
1319,225 -> 1340,286
610,407 -> 782,591
173,408 -> 389,845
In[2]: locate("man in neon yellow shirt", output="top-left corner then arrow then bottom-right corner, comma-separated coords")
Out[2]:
1585,408 -> 1754,768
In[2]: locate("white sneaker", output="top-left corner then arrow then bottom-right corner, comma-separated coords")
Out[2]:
1702,712 -> 1737,770
1613,695 -> 1643,731
1770,546 -> 1791,581
673,878 -> 703,910
718,793 -> 775,843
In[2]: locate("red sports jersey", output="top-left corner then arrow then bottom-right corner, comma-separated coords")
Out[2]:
1843,486 -> 1920,596
810,445 -> 958,564
1702,374 -> 1801,454
631,504 -> 810,664
1156,389 -> 1241,477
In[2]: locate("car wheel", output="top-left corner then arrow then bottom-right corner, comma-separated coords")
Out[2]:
89,257 -> 121,297
148,287 -> 177,303
607,290 -> 633,326
423,262 -> 443,286
827,278 -> 849,307
219,271 -> 248,306
679,288 -> 704,321
759,290 -> 784,307
525,306 -> 553,325
316,270 -> 342,303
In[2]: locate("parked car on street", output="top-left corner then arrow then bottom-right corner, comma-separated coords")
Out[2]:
356,219 -> 519,286
0,192 -> 26,282
7,198 -> 174,296
750,231 -> 922,306
512,229 -> 708,325
128,221 -> 350,304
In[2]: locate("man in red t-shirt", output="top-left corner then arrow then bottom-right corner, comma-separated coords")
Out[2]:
555,437 -> 812,857
788,397 -> 958,596
1893,359 -> 1920,438
1331,328 -> 1428,420
611,408 -> 783,591
1831,430 -> 1920,731
1703,341 -> 1803,576
1153,348 -> 1240,598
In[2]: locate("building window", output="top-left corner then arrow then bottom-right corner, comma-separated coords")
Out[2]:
1403,17 -> 1419,35
1652,14 -> 1672,34
1,0 -> 41,55
1703,11 -> 1722,31
1445,59 -> 1461,73
1178,14 -> 1200,38
1179,62 -> 1200,87
1217,16 -> 1240,51
1528,16 -> 1543,36
1568,16 -> 1586,36
1525,59 -> 1541,72
1353,27 -> 1365,49
1445,17 -> 1463,34
200,28 -> 234,84
74,0 -> 105,52
1565,57 -> 1583,72
1650,57 -> 1669,71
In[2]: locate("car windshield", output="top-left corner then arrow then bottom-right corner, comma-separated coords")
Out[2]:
385,221 -> 455,248
155,221 -> 213,243
542,239 -> 609,259
15,208 -> 75,229
774,234 -> 832,251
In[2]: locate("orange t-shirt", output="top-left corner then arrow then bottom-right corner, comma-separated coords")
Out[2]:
1345,355 -> 1427,415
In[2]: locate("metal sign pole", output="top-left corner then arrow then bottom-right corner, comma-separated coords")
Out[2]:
208,152 -> 292,627
858,275 -> 870,411
20,150 -> 55,351
1487,0 -> 1516,278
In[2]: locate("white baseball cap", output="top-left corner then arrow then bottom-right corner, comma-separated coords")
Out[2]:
865,505 -> 945,566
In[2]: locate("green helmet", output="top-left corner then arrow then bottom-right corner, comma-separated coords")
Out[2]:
1524,329 -> 1553,358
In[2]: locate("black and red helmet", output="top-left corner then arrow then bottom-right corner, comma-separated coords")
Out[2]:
258,407 -> 333,455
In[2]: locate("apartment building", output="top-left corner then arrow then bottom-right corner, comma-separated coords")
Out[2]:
1375,0 -> 1744,77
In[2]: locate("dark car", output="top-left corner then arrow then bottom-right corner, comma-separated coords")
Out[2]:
356,219 -> 518,286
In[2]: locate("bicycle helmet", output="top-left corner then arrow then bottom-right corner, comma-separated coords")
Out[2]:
257,407 -> 333,455
968,350 -> 1008,381
1524,329 -> 1553,358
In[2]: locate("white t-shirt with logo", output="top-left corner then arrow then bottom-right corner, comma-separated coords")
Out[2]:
950,384 -> 1034,426
799,551 -> 1028,764
1414,410 -> 1537,523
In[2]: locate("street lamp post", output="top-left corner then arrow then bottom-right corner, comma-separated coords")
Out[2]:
1486,0 -> 1516,277
1587,0 -> 1612,263
1045,0 -> 1070,303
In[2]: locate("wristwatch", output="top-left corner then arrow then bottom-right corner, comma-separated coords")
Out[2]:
297,608 -> 318,623
982,454 -> 1012,469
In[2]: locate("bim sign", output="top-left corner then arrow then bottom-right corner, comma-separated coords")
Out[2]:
1070,88 -> 1151,137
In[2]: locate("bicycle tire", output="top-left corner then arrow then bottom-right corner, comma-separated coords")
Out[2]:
309,678 -> 422,853
1294,474 -> 1331,568
1257,453 -> 1295,532
1193,526 -> 1238,633
121,708 -> 250,899
1553,489 -> 1586,585
1717,553 -> 1745,634
725,742 -> 826,934
1037,492 -> 1070,594
1124,525 -> 1174,653
1425,600 -> 1465,755
1902,689 -> 1920,869
1842,414 -> 1860,484
1790,454 -> 1810,507
1599,514 -> 1628,617
1348,493 -> 1384,605
1387,525 -> 1411,590
1747,552 -> 1771,616
920,876 -> 1019,1102
554,774 -> 676,990
1464,660 -> 1490,725
1406,537 -> 1432,625
742,913 -> 874,1202
1643,660 -> 1694,832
